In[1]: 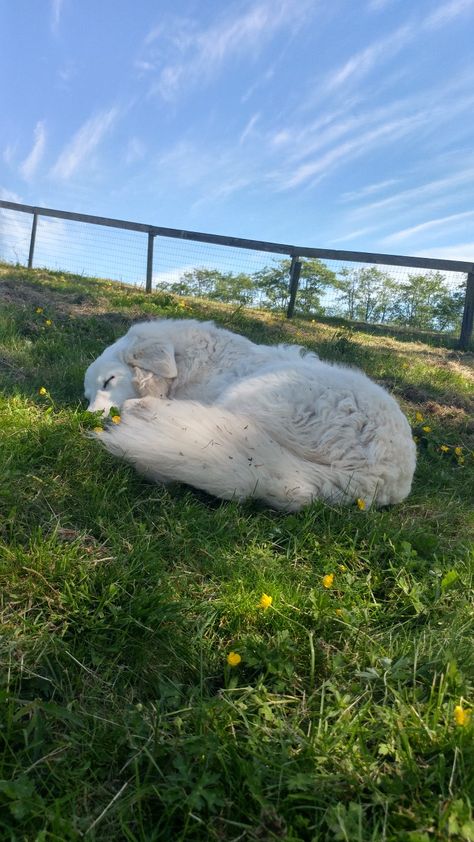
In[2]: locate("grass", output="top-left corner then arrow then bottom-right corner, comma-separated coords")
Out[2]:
0,263 -> 473,841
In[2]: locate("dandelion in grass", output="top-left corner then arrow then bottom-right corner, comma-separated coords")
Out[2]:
111,415 -> 121,424
454,704 -> 471,727
259,593 -> 273,610
356,498 -> 366,511
322,573 -> 334,589
415,411 -> 424,422
454,447 -> 463,456
338,565 -> 347,572
227,651 -> 241,667
422,426 -> 432,433
440,445 -> 450,453
35,307 -> 43,314
45,319 -> 52,327
38,386 -> 47,396
335,608 -> 344,617
93,427 -> 104,434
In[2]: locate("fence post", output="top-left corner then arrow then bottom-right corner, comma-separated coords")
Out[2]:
28,212 -> 38,269
146,231 -> 154,293
286,255 -> 302,318
459,271 -> 474,350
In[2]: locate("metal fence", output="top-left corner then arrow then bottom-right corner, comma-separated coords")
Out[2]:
1,199 -> 473,349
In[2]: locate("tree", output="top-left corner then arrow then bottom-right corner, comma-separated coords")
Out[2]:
167,267 -> 255,305
391,272 -> 453,329
336,267 -> 399,323
253,258 -> 337,313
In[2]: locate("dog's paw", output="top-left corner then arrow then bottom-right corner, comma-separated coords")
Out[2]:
122,395 -> 164,420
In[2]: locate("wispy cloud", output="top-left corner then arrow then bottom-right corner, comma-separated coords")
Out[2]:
329,226 -> 380,245
322,25 -> 412,94
415,242 -> 474,261
353,167 -> 474,218
381,210 -> 474,244
424,0 -> 474,30
340,179 -> 400,203
20,121 -> 46,181
51,107 -> 119,180
239,113 -> 260,145
146,0 -> 313,100
124,137 -> 146,165
50,0 -> 64,35
3,144 -> 17,167
276,112 -> 425,190
367,0 -> 398,9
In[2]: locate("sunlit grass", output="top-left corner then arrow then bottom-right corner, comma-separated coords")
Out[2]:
0,264 -> 473,840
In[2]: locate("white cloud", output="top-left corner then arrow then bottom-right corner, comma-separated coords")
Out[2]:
329,226 -> 380,245
424,0 -> 474,29
152,264 -> 199,287
51,0 -> 64,35
353,167 -> 474,218
340,179 -> 400,203
124,137 -> 146,165
20,121 -> 46,181
3,144 -> 17,166
239,113 -> 260,145
51,107 -> 119,180
367,0 -> 398,9
277,112 -> 425,190
147,0 -> 313,100
323,25 -> 412,94
415,242 -> 474,261
381,210 -> 474,244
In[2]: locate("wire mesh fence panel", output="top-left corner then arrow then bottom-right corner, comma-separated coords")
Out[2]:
297,258 -> 468,336
153,235 -> 291,312
0,202 -> 472,346
0,208 -> 32,265
33,216 -> 147,285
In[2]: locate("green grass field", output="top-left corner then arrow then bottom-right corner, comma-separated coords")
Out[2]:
1,263 -> 473,841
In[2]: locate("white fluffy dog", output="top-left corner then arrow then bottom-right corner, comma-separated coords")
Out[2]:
84,318 -> 416,511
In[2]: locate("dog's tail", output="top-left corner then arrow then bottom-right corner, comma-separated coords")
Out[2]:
93,397 -> 321,510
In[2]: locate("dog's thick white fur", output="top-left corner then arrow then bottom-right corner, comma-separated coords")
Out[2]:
84,318 -> 416,511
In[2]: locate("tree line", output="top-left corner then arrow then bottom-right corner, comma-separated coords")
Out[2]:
163,259 -> 466,333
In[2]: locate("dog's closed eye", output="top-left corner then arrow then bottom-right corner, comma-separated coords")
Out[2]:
103,376 -> 115,389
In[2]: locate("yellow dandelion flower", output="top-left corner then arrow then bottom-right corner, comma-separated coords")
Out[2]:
454,447 -> 463,456
35,307 -> 43,314
440,445 -> 450,453
422,426 -> 432,433
356,498 -> 366,511
454,705 -> 471,727
227,651 -> 241,667
322,573 -> 334,589
111,415 -> 121,424
338,565 -> 347,572
259,593 -> 273,610
93,427 -> 104,434
38,386 -> 47,396
45,319 -> 52,326
415,411 -> 424,422
335,608 -> 344,616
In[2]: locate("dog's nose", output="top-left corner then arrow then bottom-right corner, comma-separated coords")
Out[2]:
86,398 -> 108,414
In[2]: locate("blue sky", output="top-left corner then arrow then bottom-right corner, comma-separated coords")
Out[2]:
2,0 -> 474,263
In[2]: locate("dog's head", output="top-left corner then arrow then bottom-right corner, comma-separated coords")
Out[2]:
84,324 -> 178,414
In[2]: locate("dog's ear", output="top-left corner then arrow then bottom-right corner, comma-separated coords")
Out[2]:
124,339 -> 177,378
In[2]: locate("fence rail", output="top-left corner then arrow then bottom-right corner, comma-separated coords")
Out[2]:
1,199 -> 473,348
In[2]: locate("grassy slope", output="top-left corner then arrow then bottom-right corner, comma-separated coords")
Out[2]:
0,264 -> 473,842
